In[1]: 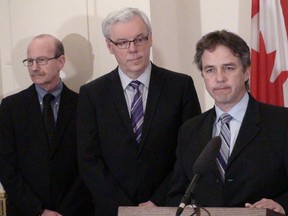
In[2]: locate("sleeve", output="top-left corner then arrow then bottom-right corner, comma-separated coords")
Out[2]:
77,86 -> 134,215
150,75 -> 201,205
181,75 -> 201,121
274,126 -> 288,213
58,177 -> 94,216
0,98 -> 43,215
166,127 -> 191,206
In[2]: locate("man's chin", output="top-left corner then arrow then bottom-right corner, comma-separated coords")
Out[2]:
31,78 -> 44,85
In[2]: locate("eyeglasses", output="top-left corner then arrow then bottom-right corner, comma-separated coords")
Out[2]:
108,35 -> 149,49
23,55 -> 61,67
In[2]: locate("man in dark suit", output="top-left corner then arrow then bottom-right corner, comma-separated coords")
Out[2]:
167,30 -> 288,215
0,34 -> 93,216
77,7 -> 201,216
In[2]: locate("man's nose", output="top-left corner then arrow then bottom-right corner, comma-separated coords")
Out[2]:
30,60 -> 40,70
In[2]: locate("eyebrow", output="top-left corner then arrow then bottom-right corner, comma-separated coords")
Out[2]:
115,33 -> 147,41
203,65 -> 215,70
222,62 -> 237,67
27,56 -> 49,59
203,62 -> 237,69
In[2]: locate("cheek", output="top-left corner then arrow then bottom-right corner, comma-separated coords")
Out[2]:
144,49 -> 151,58
108,46 -> 116,55
203,80 -> 212,92
203,77 -> 212,87
114,52 -> 127,62
232,74 -> 246,86
44,66 -> 57,78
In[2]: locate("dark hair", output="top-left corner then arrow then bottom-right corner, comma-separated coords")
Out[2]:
194,30 -> 251,71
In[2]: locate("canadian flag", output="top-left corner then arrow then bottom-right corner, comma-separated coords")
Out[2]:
250,0 -> 288,107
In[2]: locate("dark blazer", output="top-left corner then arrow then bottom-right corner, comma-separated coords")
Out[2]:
0,84 -> 93,216
77,63 -> 201,215
167,95 -> 288,213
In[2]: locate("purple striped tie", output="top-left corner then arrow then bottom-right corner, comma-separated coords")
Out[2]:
216,113 -> 232,181
129,81 -> 144,144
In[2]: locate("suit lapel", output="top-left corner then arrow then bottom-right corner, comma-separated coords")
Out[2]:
200,109 -> 223,180
25,85 -> 50,153
138,65 -> 164,153
107,69 -> 136,140
49,85 -> 76,158
227,96 -> 261,169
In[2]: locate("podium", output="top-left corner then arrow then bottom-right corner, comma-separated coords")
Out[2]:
118,206 -> 285,216
0,192 -> 6,216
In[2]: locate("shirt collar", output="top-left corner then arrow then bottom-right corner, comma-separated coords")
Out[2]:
118,62 -> 151,90
214,92 -> 249,123
35,80 -> 63,102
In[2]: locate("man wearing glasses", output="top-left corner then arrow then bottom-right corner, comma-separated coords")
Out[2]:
0,34 -> 93,216
77,7 -> 201,216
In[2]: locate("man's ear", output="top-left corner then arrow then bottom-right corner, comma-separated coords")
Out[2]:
57,55 -> 65,70
106,39 -> 114,54
244,66 -> 251,82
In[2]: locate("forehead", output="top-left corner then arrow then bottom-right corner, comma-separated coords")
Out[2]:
202,45 -> 240,66
109,16 -> 148,39
27,37 -> 55,57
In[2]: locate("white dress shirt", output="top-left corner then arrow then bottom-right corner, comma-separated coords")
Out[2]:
213,92 -> 249,154
118,63 -> 151,116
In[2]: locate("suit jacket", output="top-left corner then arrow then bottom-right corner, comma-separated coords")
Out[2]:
77,63 -> 201,215
0,84 -> 93,216
167,95 -> 288,213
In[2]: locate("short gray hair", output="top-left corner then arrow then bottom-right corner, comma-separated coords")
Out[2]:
102,7 -> 152,39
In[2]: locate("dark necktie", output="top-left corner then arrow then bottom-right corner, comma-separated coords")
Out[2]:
216,113 -> 233,181
43,94 -> 55,147
129,80 -> 144,144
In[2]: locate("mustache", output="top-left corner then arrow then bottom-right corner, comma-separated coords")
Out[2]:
30,72 -> 45,77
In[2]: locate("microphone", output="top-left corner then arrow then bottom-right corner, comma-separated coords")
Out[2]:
175,136 -> 221,216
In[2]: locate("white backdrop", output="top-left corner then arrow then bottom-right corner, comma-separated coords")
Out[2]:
0,0 -> 251,111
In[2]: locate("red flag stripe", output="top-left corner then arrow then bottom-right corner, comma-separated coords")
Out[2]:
281,0 -> 288,36
252,0 -> 259,18
250,0 -> 288,107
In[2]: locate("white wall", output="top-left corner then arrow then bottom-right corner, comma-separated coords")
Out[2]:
0,0 -> 251,111
0,0 -> 151,96
151,0 -> 251,111
1,0 -> 91,96
199,0 -> 251,109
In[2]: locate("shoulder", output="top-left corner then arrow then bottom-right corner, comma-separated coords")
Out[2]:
1,85 -> 35,105
249,96 -> 288,120
62,84 -> 78,97
152,63 -> 192,81
151,64 -> 197,93
181,108 -> 214,132
258,102 -> 288,122
79,69 -> 118,92
256,98 -> 288,112
0,86 -> 37,118
61,84 -> 78,107
177,109 -> 215,151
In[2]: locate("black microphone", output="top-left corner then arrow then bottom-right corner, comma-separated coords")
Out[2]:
175,136 -> 221,216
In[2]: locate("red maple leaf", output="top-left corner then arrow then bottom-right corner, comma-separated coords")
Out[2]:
250,32 -> 288,106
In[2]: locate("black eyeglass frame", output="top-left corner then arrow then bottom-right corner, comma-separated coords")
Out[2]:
22,55 -> 61,67
107,35 -> 149,49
